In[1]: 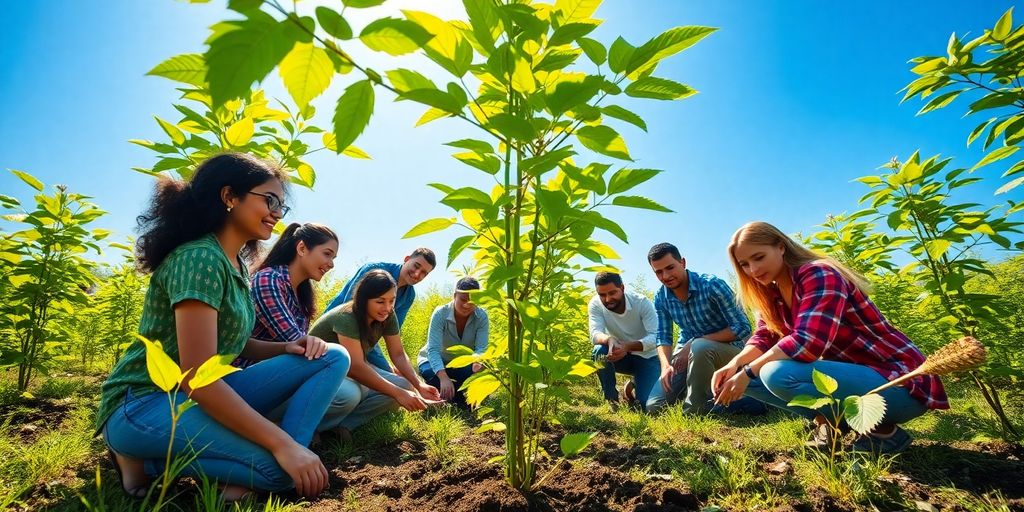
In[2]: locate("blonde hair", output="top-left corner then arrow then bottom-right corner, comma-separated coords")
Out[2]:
728,221 -> 871,336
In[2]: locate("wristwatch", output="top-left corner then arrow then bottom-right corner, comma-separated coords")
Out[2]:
742,364 -> 757,380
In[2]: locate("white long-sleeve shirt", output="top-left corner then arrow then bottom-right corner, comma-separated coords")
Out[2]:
588,291 -> 659,359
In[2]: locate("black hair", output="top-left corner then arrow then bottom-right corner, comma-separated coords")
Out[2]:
409,247 -> 436,268
344,269 -> 397,347
594,271 -> 623,287
455,276 -> 481,291
136,153 -> 287,273
257,222 -> 338,317
647,242 -> 682,263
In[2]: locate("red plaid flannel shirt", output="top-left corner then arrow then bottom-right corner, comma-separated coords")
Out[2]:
233,265 -> 309,368
748,262 -> 948,410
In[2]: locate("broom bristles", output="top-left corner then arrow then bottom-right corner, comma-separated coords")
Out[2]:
866,336 -> 986,395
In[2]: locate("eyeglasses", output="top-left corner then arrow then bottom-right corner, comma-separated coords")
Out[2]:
247,191 -> 291,217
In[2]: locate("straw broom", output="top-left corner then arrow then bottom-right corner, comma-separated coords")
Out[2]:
866,336 -> 987,395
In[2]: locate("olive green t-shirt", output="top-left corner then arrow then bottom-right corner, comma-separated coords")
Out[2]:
94,234 -> 255,435
309,305 -> 399,358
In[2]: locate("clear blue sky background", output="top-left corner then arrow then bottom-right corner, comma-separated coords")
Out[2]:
2,1 -> 1022,294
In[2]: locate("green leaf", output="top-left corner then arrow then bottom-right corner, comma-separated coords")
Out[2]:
359,18 -> 433,56
993,7 -> 1013,41
447,234 -> 475,268
155,116 -> 186,146
463,0 -> 501,51
146,53 -> 207,86
403,217 -> 456,238
601,105 -> 647,131
487,113 -> 537,141
996,176 -> 1024,195
611,195 -> 671,212
442,187 -> 493,210
176,399 -> 197,416
575,125 -> 632,160
626,26 -> 716,77
343,0 -> 385,7
843,394 -> 887,435
577,37 -> 606,65
787,395 -> 833,410
625,77 -> 695,100
971,145 -> 1019,171
924,239 -> 952,260
138,335 -> 183,393
204,11 -> 298,107
225,117 -> 255,147
917,89 -> 966,115
453,151 -> 501,174
398,88 -> 465,113
279,43 -> 333,109
386,68 -> 435,92
188,354 -> 241,390
476,420 -> 506,433
545,76 -> 602,115
560,432 -> 598,457
811,368 -> 838,396
608,36 -> 635,74
535,48 -> 582,72
465,372 -> 501,407
332,79 -> 375,155
10,170 -> 44,192
315,6 -> 352,40
548,22 -> 598,46
608,168 -> 660,194
445,138 -> 494,154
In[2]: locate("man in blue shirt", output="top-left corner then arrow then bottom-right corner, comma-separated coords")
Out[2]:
324,248 -> 436,370
645,242 -> 765,415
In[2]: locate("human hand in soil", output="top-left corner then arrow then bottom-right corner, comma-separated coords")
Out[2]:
285,335 -> 328,360
396,389 -> 428,411
273,442 -> 329,497
711,360 -> 740,397
438,376 -> 455,401
713,369 -> 750,407
418,382 -> 442,402
607,338 -> 628,363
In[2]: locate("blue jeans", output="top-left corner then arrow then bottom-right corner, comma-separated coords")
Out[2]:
646,338 -> 744,414
419,362 -> 475,407
365,344 -> 393,372
592,344 -> 661,412
321,366 -> 413,431
103,345 -> 350,492
744,359 -> 928,425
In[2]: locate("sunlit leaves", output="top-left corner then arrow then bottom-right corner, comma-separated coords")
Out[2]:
279,43 -> 334,109
188,353 -> 241,390
147,53 -> 207,86
601,105 -> 647,131
360,18 -> 433,56
10,170 -> 44,192
625,26 -> 716,78
332,79 -> 375,155
811,368 -> 839,395
139,335 -> 183,393
224,117 -> 254,146
843,394 -> 887,435
625,77 -> 695,100
315,6 -> 352,40
575,125 -> 631,160
204,10 -> 299,107
611,195 -> 671,212
607,168 -> 660,194
560,432 -> 598,457
403,217 -> 456,238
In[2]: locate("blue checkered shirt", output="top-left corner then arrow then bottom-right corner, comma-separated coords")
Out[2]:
654,270 -> 752,349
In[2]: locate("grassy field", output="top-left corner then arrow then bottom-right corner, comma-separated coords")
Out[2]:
0,366 -> 1021,511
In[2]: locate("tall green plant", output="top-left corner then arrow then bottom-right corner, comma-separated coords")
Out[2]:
153,0 -> 709,490
0,171 -> 108,391
96,246 -> 149,367
804,212 -> 897,275
902,7 -> 1024,199
857,152 -> 1023,437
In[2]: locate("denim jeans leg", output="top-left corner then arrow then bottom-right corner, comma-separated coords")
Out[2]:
337,368 -> 414,430
592,344 -> 620,401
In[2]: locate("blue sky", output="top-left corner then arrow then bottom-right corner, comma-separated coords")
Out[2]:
2,1 -> 1021,294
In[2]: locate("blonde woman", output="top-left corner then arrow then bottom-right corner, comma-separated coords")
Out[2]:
712,221 -> 948,454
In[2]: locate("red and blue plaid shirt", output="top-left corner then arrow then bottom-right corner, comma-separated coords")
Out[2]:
748,262 -> 948,410
234,265 -> 309,368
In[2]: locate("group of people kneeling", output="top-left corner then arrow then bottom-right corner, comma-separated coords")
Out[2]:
97,153 -> 947,501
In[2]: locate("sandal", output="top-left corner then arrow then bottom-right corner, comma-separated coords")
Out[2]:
107,448 -> 151,500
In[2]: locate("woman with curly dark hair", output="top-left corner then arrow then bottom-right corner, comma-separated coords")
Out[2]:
96,153 -> 350,501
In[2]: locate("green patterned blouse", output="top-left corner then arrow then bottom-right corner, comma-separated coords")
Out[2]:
95,234 -> 255,434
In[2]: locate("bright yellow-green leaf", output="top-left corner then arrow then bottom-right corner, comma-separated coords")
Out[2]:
511,58 -> 536,93
146,53 -> 207,87
925,239 -> 952,260
554,0 -> 601,22
225,117 -> 254,147
138,335 -> 183,393
296,163 -> 316,186
155,116 -> 186,145
342,145 -> 371,159
448,354 -> 481,368
568,360 -> 598,377
575,125 -> 631,160
403,217 -> 456,238
417,107 -> 448,126
403,10 -> 462,65
971,145 -> 1019,171
993,7 -> 1013,41
332,79 -> 375,153
588,241 -> 619,259
10,170 -> 44,192
811,368 -> 838,396
465,373 -> 501,406
359,17 -> 433,56
188,353 -> 242,391
279,43 -> 334,109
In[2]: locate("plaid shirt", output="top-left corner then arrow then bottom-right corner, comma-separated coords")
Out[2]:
234,265 -> 309,368
654,270 -> 752,348
748,262 -> 948,410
